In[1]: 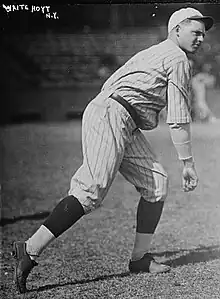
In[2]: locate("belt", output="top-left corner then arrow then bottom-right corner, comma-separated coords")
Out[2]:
110,93 -> 139,127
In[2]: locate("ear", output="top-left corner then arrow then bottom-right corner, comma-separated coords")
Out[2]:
175,25 -> 180,36
176,25 -> 180,32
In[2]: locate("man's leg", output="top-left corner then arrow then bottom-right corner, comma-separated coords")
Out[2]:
12,195 -> 85,294
24,195 -> 85,259
12,96 -> 131,293
120,129 -> 170,273
132,198 -> 164,261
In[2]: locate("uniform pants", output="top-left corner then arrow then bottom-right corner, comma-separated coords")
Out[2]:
68,94 -> 168,214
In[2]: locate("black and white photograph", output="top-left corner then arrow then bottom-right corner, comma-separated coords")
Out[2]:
1,2 -> 220,298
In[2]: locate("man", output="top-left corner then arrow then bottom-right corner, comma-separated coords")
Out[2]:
12,7 -> 213,294
190,61 -> 219,123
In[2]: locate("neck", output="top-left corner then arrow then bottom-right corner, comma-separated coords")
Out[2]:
168,33 -> 179,47
167,33 -> 188,55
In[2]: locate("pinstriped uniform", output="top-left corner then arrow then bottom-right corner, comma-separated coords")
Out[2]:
68,38 -> 192,214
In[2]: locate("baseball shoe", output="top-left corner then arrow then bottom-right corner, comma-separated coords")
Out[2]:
12,241 -> 38,294
129,253 -> 170,274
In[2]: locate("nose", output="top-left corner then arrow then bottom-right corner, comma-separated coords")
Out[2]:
198,34 -> 204,43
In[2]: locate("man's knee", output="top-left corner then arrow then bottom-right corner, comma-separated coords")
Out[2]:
154,173 -> 169,202
137,173 -> 169,203
68,195 -> 103,215
152,163 -> 169,202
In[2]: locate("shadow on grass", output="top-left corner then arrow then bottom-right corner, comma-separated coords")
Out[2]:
154,244 -> 220,267
30,271 -> 131,293
0,211 -> 50,226
29,245 -> 220,293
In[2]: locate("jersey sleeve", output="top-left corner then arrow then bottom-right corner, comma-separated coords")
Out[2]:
166,60 -> 192,124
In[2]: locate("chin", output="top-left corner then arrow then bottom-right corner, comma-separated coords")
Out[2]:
185,48 -> 198,54
190,49 -> 197,54
180,46 -> 195,54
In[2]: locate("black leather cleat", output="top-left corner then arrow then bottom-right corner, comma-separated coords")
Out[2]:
12,241 -> 38,293
129,253 -> 170,274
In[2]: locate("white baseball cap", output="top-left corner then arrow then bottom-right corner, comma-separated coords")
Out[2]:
168,7 -> 214,33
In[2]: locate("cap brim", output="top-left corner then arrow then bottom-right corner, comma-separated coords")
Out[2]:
188,16 -> 214,31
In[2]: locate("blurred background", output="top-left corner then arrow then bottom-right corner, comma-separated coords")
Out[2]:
1,3 -> 220,125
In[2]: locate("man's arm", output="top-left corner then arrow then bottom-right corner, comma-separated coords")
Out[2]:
166,59 -> 192,124
166,58 -> 198,191
169,123 -> 198,192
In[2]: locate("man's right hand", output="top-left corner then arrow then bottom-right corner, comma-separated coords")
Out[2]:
182,159 -> 199,192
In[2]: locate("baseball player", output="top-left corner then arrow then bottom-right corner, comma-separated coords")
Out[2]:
191,61 -> 219,123
12,7 -> 213,294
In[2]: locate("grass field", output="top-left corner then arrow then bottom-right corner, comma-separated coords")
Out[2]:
1,117 -> 220,298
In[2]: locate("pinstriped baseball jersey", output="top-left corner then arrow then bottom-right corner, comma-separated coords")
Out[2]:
101,38 -> 192,130
68,38 -> 192,213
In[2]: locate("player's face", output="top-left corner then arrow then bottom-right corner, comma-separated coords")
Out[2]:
177,20 -> 206,54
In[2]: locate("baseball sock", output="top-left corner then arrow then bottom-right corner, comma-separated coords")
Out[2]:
26,195 -> 85,258
131,197 -> 164,261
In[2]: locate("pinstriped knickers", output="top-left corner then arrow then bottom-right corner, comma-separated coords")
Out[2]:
68,93 -> 168,214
